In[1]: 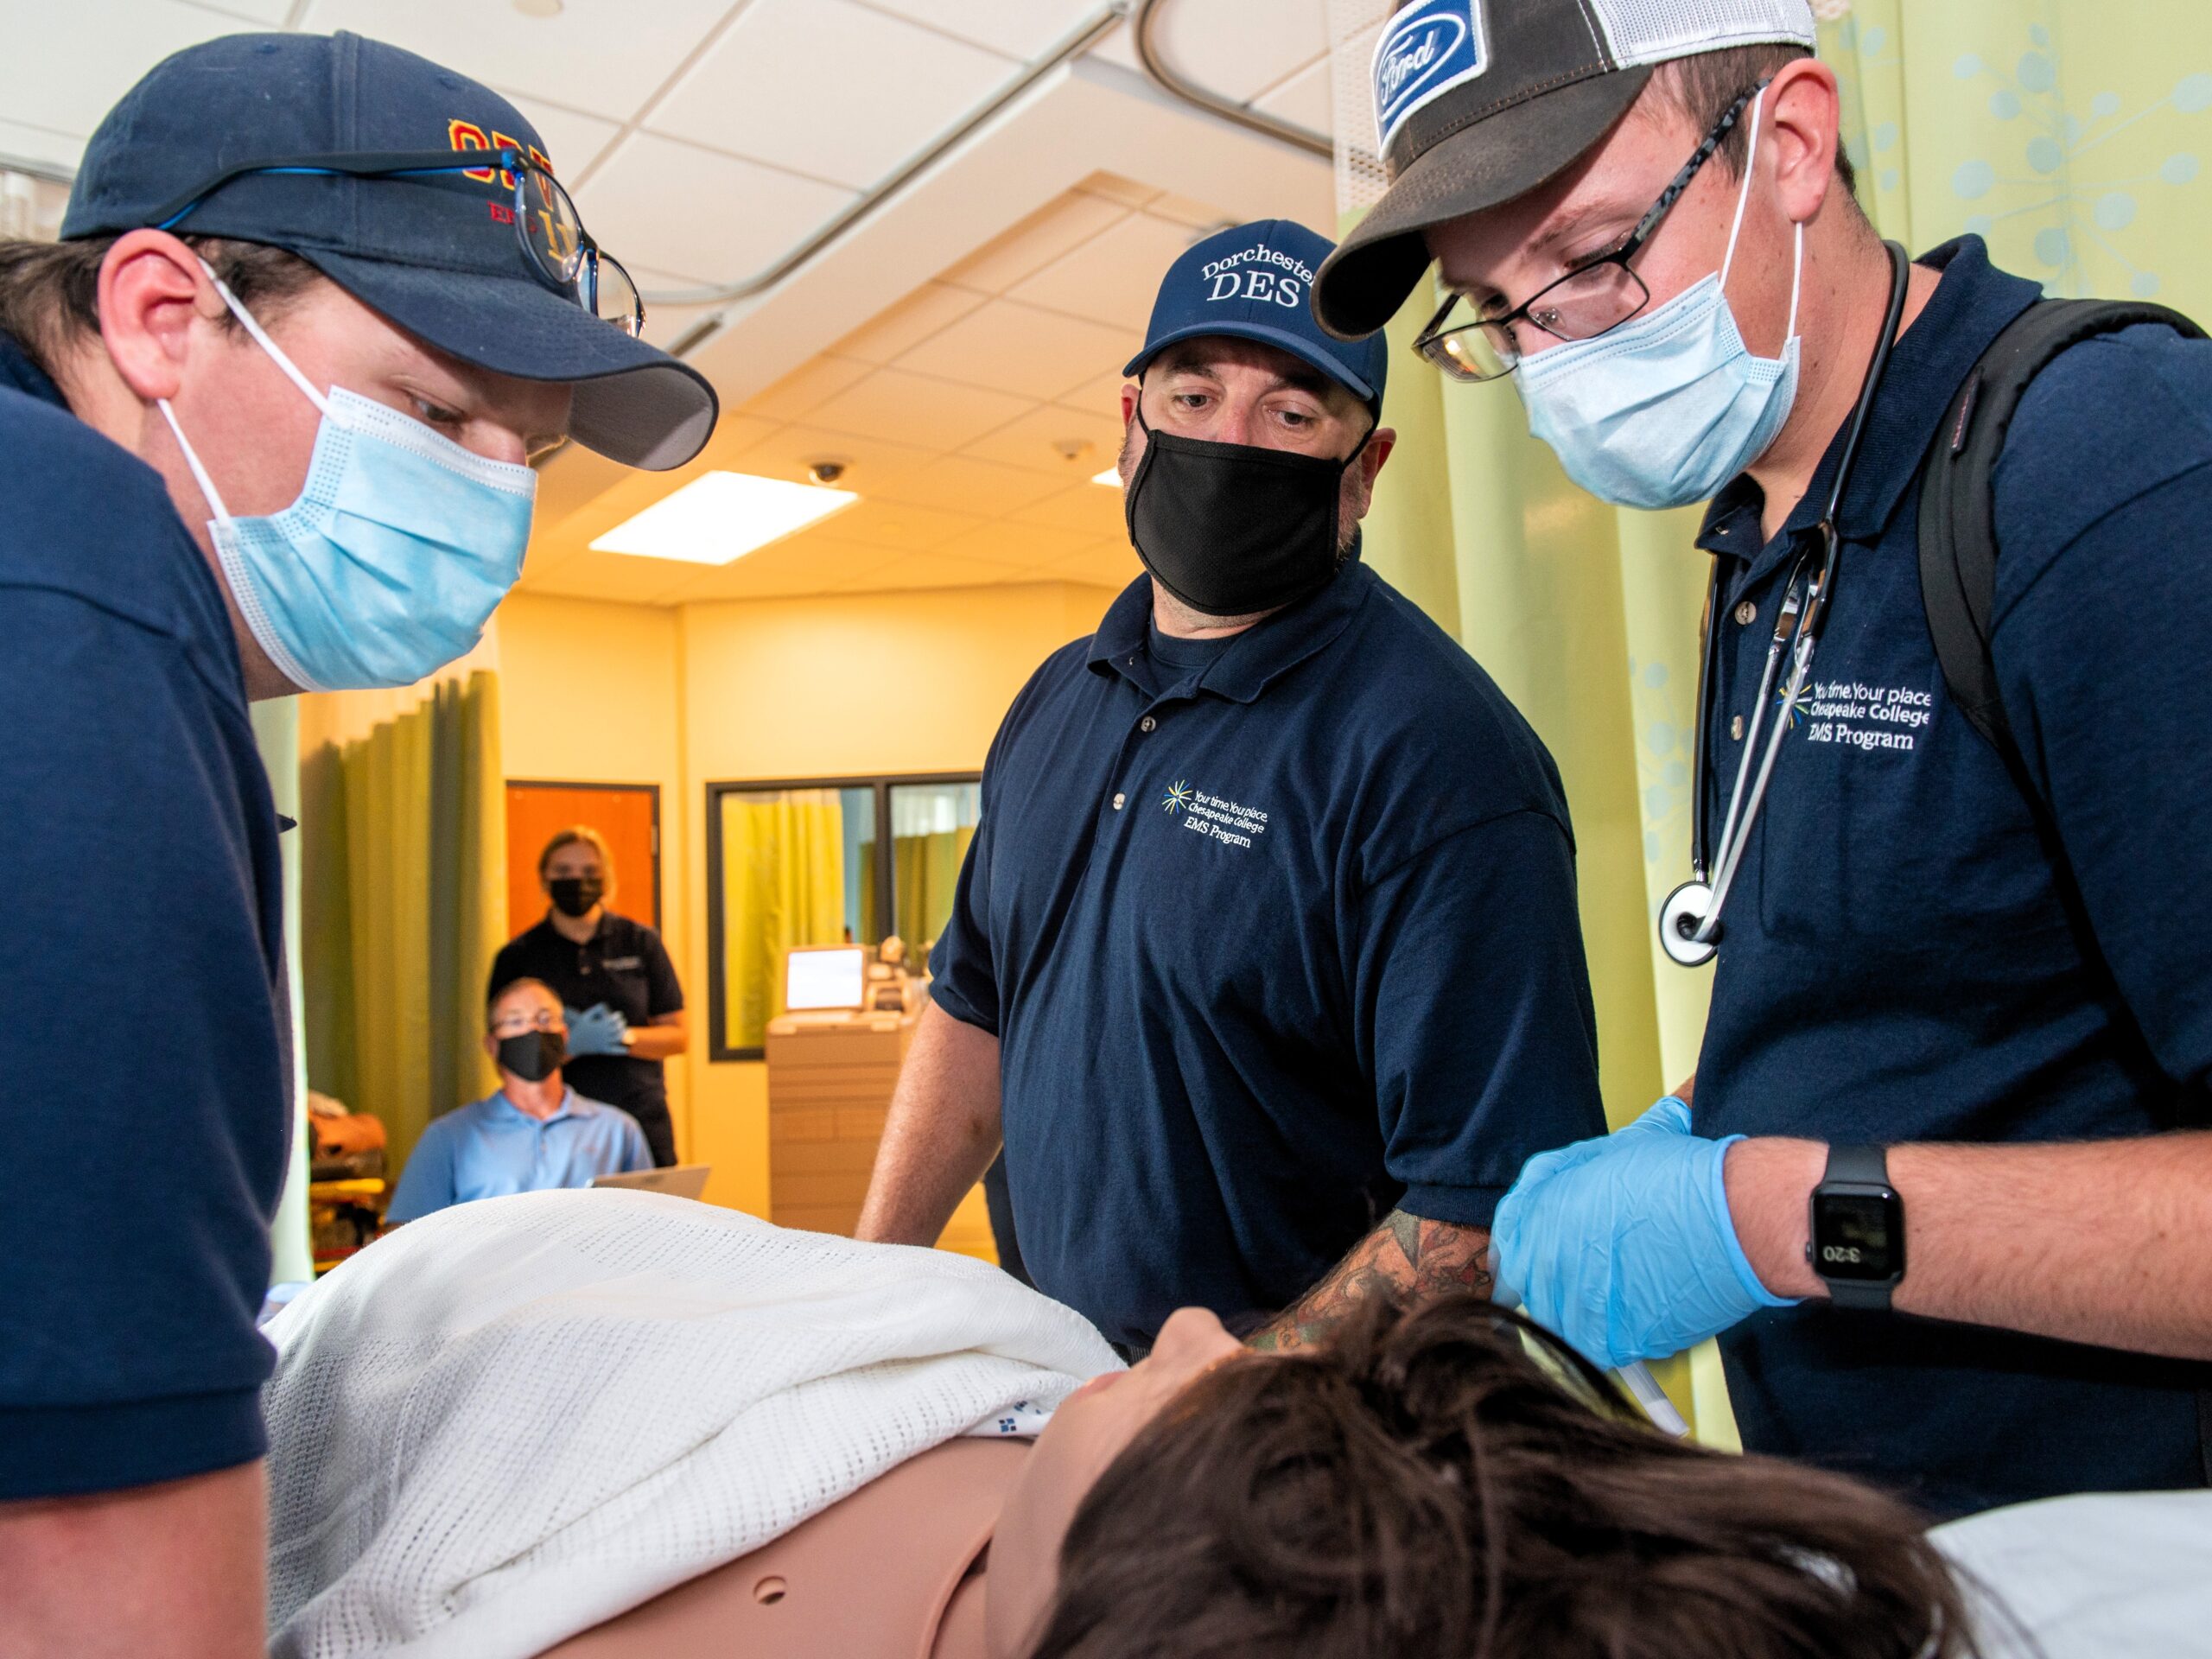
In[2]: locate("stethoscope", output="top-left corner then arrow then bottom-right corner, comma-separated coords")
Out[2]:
1659,240 -> 1911,969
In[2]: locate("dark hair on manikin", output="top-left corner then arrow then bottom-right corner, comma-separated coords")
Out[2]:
1029,1294 -> 1980,1659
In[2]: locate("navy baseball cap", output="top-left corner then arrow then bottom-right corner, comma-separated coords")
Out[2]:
60,31 -> 715,470
1124,219 -> 1387,412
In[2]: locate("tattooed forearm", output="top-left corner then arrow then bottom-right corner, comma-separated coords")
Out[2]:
1248,1211 -> 1493,1351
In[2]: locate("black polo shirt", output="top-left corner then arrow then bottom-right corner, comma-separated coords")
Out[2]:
1693,238 -> 2212,1516
488,912 -> 683,1165
931,562 -> 1606,1349
0,333 -> 291,1497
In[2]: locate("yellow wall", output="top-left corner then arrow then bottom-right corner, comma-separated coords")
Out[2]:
494,593 -> 692,1144
671,582 -> 1118,1215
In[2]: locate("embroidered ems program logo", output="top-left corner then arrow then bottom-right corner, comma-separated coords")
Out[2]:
1161,780 -> 1194,814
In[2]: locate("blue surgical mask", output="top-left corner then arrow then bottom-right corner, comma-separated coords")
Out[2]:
1516,89 -> 1804,511
157,269 -> 536,692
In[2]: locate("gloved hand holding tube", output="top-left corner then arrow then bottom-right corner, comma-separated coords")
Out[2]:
1490,1258 -> 1689,1438
1491,1093 -> 1796,1424
563,1002 -> 631,1058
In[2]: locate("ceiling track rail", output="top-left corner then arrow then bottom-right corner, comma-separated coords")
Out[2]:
643,0 -> 1135,327
1130,0 -> 1332,161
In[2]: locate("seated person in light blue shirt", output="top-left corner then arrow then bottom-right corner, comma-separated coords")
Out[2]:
386,976 -> 652,1223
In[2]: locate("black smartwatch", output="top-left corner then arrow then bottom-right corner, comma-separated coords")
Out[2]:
1807,1145 -> 1905,1310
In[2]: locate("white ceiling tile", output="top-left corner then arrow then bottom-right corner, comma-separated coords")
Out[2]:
648,0 -> 1014,193
1140,0 -> 1328,106
1146,192 -> 1234,231
622,264 -> 727,354
296,0 -> 733,122
1073,171 -> 1158,211
739,355 -> 876,423
857,0 -> 1107,59
0,118 -> 86,178
806,366 -> 1033,452
868,455 -> 1068,518
728,423 -> 942,499
1057,370 -> 1134,417
490,88 -> 623,181
1009,480 -> 1128,538
824,499 -> 988,551
894,300 -> 1135,403
1250,55 -> 1333,137
938,192 -> 1127,296
834,550 -> 1025,593
958,402 -> 1123,477
522,548 -> 713,606
178,0 -> 293,23
830,283 -> 988,365
655,537 -> 902,603
1007,210 -> 1197,333
0,2 -> 243,143
1082,16 -> 1141,74
576,133 -> 855,286
936,520 -> 1097,569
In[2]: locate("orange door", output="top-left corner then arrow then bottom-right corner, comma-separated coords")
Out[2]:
505,782 -> 660,938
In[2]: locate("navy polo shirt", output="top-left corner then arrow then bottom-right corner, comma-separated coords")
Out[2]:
1693,238 -> 2212,1516
0,334 -> 291,1497
931,562 -> 1605,1348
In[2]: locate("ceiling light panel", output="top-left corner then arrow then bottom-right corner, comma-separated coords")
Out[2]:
588,471 -> 858,565
647,0 -> 1014,192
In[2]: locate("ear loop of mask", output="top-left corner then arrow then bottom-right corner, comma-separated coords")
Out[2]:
155,258 -> 334,526
1717,88 -> 1804,346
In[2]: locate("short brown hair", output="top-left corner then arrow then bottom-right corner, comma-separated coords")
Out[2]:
537,824 -> 614,881
1032,1294 -> 1975,1659
486,976 -> 558,1031
1655,45 -> 1860,200
0,234 -> 322,385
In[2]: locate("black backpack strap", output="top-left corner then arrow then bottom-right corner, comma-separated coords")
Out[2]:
1916,297 -> 2207,762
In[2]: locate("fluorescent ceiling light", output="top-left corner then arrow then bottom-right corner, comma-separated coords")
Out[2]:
1090,467 -> 1122,486
588,470 -> 858,565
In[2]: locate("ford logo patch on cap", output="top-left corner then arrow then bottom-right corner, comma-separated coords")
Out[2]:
1374,0 -> 1491,156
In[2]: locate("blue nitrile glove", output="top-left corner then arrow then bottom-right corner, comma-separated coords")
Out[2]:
1491,1095 -> 1796,1372
563,1002 -> 630,1058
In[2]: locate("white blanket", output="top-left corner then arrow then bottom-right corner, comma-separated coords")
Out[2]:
263,1189 -> 1120,1659
1934,1489 -> 2212,1657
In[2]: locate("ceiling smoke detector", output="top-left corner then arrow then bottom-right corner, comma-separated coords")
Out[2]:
1051,438 -> 1096,464
806,459 -> 849,486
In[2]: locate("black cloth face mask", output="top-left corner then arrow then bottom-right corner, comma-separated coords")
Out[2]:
497,1029 -> 566,1083
1123,402 -> 1371,617
549,875 -> 603,918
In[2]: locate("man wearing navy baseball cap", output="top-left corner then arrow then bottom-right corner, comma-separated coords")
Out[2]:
857,218 -> 1605,1364
1313,0 -> 2212,1518
0,32 -> 714,1651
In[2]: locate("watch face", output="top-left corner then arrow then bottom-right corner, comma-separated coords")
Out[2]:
1813,1192 -> 1903,1281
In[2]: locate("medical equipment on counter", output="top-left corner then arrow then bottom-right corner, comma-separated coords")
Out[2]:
1493,1268 -> 1690,1438
785,944 -> 869,1013
1660,241 -> 1912,969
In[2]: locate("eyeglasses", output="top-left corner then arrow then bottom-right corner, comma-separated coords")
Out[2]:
1412,80 -> 1769,383
491,1007 -> 563,1038
148,149 -> 645,338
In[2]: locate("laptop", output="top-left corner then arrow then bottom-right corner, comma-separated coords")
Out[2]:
591,1163 -> 712,1199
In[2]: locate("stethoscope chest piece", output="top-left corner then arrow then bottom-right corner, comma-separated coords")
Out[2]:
1660,880 -> 1719,968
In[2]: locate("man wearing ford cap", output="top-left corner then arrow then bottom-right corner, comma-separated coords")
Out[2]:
0,31 -> 715,1651
1315,0 -> 2212,1515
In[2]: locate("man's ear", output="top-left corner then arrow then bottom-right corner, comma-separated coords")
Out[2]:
483,1030 -> 500,1063
1118,381 -> 1140,426
1349,425 -> 1397,517
1765,56 -> 1844,227
95,230 -> 225,404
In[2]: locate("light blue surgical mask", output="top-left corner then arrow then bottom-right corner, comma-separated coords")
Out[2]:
157,270 -> 537,692
1516,89 -> 1804,511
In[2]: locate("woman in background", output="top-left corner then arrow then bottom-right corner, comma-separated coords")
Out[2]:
488,826 -> 687,1166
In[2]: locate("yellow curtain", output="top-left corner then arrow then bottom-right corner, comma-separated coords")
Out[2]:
893,826 -> 976,948
720,790 -> 849,1049
300,672 -> 505,1177
1340,0 -> 2212,1445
